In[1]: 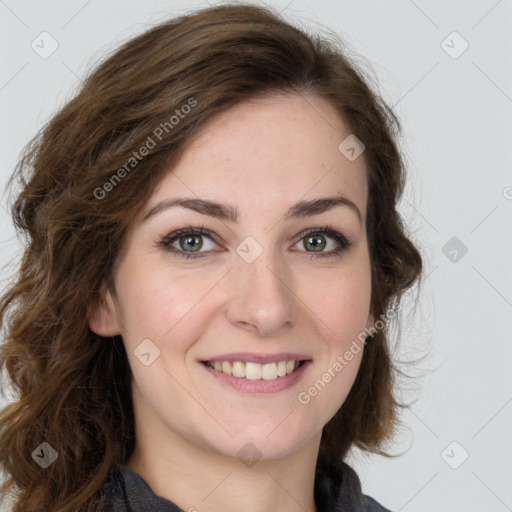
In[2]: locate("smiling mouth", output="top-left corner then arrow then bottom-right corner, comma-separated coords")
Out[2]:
202,360 -> 306,380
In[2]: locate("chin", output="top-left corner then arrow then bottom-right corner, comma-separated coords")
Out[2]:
209,427 -> 315,463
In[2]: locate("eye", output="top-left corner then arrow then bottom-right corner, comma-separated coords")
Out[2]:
293,226 -> 353,257
158,225 -> 353,260
159,227 -> 219,259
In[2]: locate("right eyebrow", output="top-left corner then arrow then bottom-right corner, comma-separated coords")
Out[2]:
142,195 -> 363,227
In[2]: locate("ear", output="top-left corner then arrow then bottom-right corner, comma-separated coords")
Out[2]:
89,281 -> 122,337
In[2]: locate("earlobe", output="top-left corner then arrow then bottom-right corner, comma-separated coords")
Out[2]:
88,283 -> 121,337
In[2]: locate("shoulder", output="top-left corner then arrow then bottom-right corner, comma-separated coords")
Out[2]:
340,461 -> 394,512
314,449 -> 393,512
101,464 -> 183,511
99,467 -> 132,512
362,494 -> 393,512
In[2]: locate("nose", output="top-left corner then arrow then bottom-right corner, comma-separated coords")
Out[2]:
224,250 -> 296,337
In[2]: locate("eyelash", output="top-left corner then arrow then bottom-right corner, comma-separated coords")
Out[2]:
158,225 -> 354,260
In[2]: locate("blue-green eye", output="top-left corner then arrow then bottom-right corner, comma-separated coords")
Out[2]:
293,227 -> 353,255
159,227 -> 217,259
159,225 -> 353,260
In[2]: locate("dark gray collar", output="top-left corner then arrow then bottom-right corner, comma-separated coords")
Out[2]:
104,451 -> 391,512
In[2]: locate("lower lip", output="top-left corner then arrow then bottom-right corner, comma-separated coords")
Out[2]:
202,361 -> 311,394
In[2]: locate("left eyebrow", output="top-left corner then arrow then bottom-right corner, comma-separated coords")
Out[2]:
142,195 -> 363,226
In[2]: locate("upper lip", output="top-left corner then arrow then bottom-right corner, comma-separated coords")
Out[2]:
201,352 -> 312,364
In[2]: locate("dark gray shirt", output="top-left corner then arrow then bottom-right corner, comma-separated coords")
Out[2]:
103,454 -> 392,512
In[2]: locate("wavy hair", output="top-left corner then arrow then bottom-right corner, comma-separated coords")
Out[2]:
0,3 -> 423,510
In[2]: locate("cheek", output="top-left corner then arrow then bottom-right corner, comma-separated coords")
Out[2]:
115,261 -> 220,350
297,260 -> 372,346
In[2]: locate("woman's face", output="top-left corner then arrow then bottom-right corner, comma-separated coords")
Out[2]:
91,92 -> 374,461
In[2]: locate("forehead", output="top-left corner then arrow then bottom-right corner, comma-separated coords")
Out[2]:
148,92 -> 368,217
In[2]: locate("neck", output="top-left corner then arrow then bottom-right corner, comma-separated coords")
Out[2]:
124,420 -> 321,512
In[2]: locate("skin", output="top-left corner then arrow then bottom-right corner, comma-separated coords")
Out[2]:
90,92 -> 375,512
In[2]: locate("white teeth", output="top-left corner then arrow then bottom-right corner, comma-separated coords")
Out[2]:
221,361 -> 232,375
232,361 -> 245,378
245,362 -> 262,380
206,360 -> 303,380
261,362 -> 277,380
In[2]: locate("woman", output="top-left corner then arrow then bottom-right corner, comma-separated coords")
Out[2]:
0,3 -> 422,511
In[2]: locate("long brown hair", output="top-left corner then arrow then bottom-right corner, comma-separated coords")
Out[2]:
0,3 -> 422,510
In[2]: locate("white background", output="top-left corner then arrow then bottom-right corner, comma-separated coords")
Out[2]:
1,1 -> 511,511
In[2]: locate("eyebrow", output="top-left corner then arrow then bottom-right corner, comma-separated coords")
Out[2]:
142,195 -> 363,226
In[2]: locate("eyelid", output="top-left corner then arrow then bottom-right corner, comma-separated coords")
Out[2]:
158,225 -> 353,259
158,226 -> 222,258
291,226 -> 353,253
